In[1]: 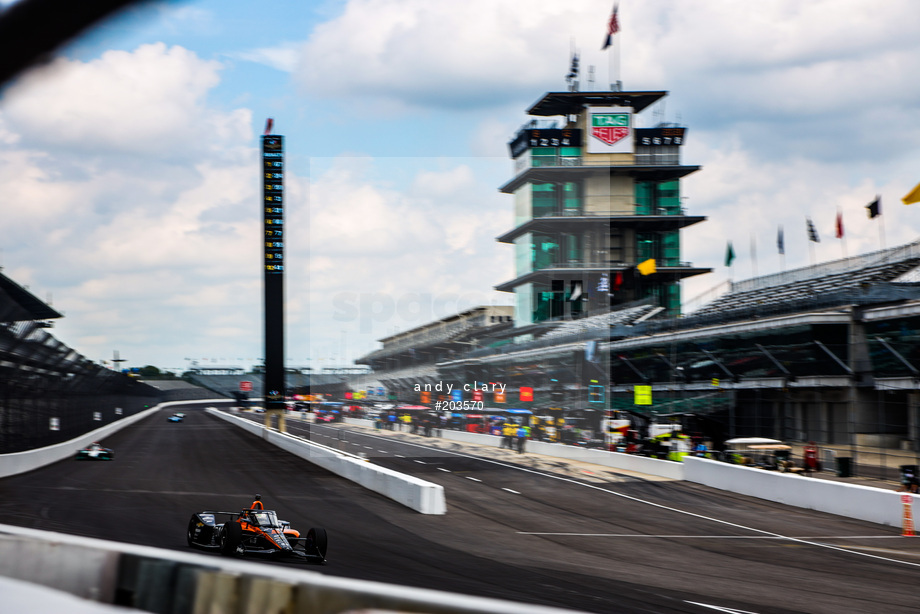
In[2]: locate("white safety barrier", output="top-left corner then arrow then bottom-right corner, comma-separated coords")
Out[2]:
0,400 -> 233,479
350,419 -> 920,528
683,456 -> 917,527
0,523 -> 585,614
208,409 -> 446,515
347,419 -> 683,480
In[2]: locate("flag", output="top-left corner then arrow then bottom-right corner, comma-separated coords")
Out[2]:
835,210 -> 844,239
637,258 -> 656,275
602,3 -> 619,50
806,217 -> 820,243
264,118 -> 274,135
566,53 -> 579,82
866,196 -> 881,218
777,225 -> 785,255
724,241 -> 735,267
903,183 -> 920,205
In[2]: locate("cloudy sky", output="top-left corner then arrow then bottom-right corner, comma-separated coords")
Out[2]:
1,0 -> 920,373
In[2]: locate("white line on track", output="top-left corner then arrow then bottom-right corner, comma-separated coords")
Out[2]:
378,450 -> 388,453
503,488 -> 520,494
466,476 -> 482,482
516,533 -> 905,539
395,454 -> 405,458
316,424 -> 920,570
414,460 -> 427,464
438,468 -> 451,472
685,602 -> 760,614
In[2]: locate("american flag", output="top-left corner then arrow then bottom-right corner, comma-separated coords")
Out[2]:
602,4 -> 619,50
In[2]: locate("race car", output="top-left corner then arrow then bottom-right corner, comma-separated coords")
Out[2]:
186,495 -> 327,563
75,442 -> 114,460
167,413 -> 184,422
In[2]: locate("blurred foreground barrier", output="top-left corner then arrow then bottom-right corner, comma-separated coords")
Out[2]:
683,456 -> 916,527
0,400 -> 233,479
0,523 -> 586,614
208,409 -> 446,515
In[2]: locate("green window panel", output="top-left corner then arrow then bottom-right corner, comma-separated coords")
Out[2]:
635,180 -> 681,215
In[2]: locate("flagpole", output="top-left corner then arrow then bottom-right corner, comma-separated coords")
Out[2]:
614,15 -> 621,90
880,210 -> 887,252
750,232 -> 758,278
839,209 -> 847,259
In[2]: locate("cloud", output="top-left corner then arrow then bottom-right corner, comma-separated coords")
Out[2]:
230,42 -> 301,72
0,43 -> 259,366
295,0 -> 589,110
301,156 -> 513,345
0,43 -> 234,158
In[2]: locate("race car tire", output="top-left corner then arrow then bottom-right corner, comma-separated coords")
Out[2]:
307,527 -> 327,560
220,521 -> 242,557
186,516 -> 198,547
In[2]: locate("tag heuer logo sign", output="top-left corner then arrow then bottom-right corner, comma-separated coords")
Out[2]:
591,113 -> 630,146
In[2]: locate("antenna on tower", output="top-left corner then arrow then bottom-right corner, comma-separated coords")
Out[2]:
565,45 -> 580,92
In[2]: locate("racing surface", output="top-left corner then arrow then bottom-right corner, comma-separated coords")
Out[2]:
2,405 -> 920,614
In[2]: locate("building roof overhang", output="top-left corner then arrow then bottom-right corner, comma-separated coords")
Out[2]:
0,271 -> 63,322
494,266 -> 712,293
499,164 -> 701,194
527,91 -> 669,116
496,215 -> 707,243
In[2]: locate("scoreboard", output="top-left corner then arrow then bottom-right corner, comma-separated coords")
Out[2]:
262,135 -> 284,273
261,133 -> 285,412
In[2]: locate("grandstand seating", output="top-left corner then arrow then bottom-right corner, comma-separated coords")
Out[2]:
540,304 -> 662,340
693,258 -> 920,318
1,270 -> 160,453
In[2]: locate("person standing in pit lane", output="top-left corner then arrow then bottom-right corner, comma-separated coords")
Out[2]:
516,423 -> 528,453
502,420 -> 515,449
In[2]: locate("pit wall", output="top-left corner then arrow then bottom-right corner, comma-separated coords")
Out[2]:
208,409 -> 446,515
683,456 -> 915,528
347,419 -> 916,528
345,418 -> 683,480
0,400 -> 233,479
0,523 -> 582,614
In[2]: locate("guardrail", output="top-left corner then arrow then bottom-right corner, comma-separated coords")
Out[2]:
208,409 -> 446,515
0,523 -> 586,614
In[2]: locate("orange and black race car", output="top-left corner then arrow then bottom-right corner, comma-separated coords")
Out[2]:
186,495 -> 327,563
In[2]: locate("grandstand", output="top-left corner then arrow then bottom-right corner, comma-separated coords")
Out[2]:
355,305 -> 514,402
183,368 -> 364,399
0,270 -> 160,453
540,302 -> 663,340
692,240 -> 920,319
429,237 -> 920,449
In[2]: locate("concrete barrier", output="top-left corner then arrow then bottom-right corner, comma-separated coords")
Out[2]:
0,400 -> 233,479
208,409 -> 446,515
683,456 -> 916,527
0,523 -> 585,614
346,418 -> 683,480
